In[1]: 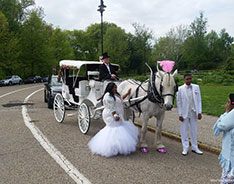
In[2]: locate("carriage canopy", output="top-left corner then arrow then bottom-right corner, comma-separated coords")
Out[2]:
59,60 -> 119,72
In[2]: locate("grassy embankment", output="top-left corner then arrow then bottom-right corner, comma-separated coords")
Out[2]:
200,85 -> 233,116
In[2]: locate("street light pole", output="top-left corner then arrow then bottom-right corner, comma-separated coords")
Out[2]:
97,0 -> 106,55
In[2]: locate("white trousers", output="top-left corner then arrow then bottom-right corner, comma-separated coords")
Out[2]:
180,111 -> 198,151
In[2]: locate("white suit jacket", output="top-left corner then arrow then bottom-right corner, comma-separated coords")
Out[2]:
177,83 -> 202,119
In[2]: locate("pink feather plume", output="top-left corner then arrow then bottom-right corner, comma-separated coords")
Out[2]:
158,60 -> 175,72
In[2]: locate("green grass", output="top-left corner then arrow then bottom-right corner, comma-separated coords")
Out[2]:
200,85 -> 234,116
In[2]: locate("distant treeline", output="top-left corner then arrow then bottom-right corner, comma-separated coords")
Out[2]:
0,0 -> 234,79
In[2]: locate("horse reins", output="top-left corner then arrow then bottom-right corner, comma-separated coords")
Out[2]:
126,73 -> 177,112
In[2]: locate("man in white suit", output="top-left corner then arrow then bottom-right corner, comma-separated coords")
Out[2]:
177,74 -> 203,156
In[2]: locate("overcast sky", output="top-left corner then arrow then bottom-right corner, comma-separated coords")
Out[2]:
34,0 -> 234,38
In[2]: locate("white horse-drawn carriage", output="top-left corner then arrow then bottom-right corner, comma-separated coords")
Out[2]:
53,60 -> 121,134
54,59 -> 178,153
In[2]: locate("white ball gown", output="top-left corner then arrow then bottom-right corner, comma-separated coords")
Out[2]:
88,92 -> 139,157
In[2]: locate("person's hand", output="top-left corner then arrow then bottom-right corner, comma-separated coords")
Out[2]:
111,74 -> 116,78
113,113 -> 120,121
179,116 -> 184,122
115,117 -> 120,121
225,98 -> 233,113
198,113 -> 202,120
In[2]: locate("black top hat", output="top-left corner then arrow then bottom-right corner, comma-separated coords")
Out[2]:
102,52 -> 110,59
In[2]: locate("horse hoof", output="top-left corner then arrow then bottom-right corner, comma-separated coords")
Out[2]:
140,147 -> 149,153
157,148 -> 167,153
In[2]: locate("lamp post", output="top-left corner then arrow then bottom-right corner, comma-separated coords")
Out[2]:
97,0 -> 106,55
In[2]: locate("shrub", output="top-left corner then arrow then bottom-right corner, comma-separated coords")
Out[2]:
202,75 -> 222,84
223,57 -> 234,70
199,62 -> 217,70
191,77 -> 198,84
133,75 -> 149,82
226,70 -> 234,75
122,75 -> 148,82
223,78 -> 234,86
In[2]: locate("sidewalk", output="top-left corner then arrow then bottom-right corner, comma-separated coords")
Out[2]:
135,108 -> 222,153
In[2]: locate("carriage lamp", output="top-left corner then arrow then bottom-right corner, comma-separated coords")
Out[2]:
97,0 -> 106,55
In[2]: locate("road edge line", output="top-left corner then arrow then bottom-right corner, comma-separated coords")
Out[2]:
22,88 -> 92,184
0,85 -> 40,99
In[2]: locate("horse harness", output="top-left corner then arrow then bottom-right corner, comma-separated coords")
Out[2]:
126,74 -> 178,112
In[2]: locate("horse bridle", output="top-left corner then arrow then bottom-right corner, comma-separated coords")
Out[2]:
159,73 -> 178,104
126,73 -> 177,111
147,72 -> 164,104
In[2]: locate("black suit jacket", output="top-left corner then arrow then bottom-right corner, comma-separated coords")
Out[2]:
99,63 -> 118,81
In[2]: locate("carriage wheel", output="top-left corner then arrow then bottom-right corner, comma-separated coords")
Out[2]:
53,93 -> 65,123
78,102 -> 90,134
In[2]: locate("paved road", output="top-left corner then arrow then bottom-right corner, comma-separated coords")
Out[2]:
0,84 -> 74,184
0,84 -> 222,184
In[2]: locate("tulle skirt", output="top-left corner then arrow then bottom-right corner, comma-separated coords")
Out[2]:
88,120 -> 139,157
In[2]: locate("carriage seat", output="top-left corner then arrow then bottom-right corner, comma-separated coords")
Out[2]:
64,76 -> 88,103
88,80 -> 104,101
87,71 -> 100,81
66,76 -> 87,88
75,80 -> 89,98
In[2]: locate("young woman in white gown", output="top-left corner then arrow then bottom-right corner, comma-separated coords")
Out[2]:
88,82 -> 139,157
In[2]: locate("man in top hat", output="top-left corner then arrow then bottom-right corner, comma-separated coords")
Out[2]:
99,52 -> 119,81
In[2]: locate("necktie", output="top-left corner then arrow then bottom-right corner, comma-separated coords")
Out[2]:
187,85 -> 192,89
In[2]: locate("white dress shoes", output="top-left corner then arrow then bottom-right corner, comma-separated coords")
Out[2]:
192,149 -> 203,155
182,150 -> 188,156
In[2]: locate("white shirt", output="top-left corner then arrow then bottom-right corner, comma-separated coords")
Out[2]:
104,63 -> 111,74
186,85 -> 196,117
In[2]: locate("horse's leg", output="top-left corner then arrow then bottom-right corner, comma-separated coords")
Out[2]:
155,112 -> 167,153
123,108 -> 132,121
139,113 -> 150,152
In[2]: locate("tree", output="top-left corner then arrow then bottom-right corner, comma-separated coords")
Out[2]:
103,26 -> 130,74
0,0 -> 35,32
183,12 -> 208,69
152,25 -> 188,68
68,29 -> 87,60
223,56 -> 234,70
205,30 -> 220,64
129,23 -> 153,74
68,22 -> 118,61
20,10 -> 51,77
81,23 -> 101,60
85,22 -> 118,60
50,28 -> 74,66
206,29 -> 234,67
218,29 -> 234,61
0,11 -> 19,78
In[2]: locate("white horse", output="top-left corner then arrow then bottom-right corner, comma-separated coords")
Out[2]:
118,63 -> 178,153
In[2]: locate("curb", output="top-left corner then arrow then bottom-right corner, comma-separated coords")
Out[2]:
134,121 -> 221,155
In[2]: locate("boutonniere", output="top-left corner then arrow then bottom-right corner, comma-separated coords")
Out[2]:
194,90 -> 198,95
